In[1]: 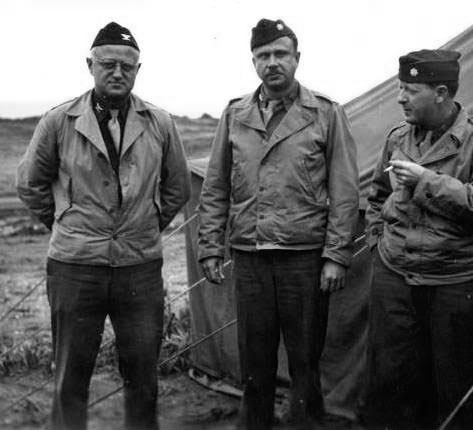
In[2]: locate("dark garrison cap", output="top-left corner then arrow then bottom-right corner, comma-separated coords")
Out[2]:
399,49 -> 460,83
251,19 -> 297,51
91,22 -> 139,51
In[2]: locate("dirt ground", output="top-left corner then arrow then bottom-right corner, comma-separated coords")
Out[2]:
0,214 -> 360,430
0,214 -> 241,430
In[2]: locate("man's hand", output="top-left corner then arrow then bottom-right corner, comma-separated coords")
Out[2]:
201,256 -> 225,284
389,159 -> 426,187
320,260 -> 346,293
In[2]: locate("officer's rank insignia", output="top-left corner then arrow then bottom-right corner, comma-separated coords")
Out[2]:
121,33 -> 131,41
95,102 -> 103,112
410,68 -> 419,77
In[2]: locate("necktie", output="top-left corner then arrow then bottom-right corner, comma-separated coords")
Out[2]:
261,100 -> 285,137
108,109 -> 121,154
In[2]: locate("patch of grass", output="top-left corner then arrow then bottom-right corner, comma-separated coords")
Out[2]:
0,214 -> 192,376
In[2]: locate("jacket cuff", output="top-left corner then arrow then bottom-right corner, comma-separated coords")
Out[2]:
198,248 -> 225,263
321,249 -> 350,268
412,169 -> 438,208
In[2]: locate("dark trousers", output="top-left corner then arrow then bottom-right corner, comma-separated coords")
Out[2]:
365,249 -> 473,430
233,249 -> 329,430
46,258 -> 164,430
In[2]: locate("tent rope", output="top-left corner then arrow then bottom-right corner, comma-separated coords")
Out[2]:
168,260 -> 232,303
353,244 -> 368,258
0,214 -> 195,329
0,325 -> 49,359
88,318 -> 237,408
438,384 -> 473,430
354,234 -> 365,245
0,277 -> 45,325
0,379 -> 52,415
162,213 -> 198,243
0,215 -> 367,418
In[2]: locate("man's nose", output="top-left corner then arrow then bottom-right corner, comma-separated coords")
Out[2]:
397,89 -> 407,104
112,64 -> 124,78
268,54 -> 278,67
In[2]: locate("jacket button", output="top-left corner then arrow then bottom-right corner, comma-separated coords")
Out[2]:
98,153 -> 106,160
103,180 -> 110,187
406,247 -> 413,253
425,192 -> 432,198
112,234 -> 118,240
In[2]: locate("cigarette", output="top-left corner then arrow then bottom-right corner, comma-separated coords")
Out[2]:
384,166 -> 393,173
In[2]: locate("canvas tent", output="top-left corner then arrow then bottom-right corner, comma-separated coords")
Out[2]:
183,25 -> 473,420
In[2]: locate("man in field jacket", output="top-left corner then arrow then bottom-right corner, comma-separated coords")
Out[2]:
198,19 -> 359,429
365,49 -> 473,430
17,22 -> 190,430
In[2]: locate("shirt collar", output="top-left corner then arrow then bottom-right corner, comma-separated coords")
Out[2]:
415,102 -> 461,143
92,90 -> 130,123
258,81 -> 299,110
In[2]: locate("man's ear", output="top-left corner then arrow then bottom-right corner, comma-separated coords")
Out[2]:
295,51 -> 301,64
86,57 -> 93,75
435,85 -> 449,103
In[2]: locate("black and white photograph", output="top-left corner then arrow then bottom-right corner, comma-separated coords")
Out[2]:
1,1 -> 473,429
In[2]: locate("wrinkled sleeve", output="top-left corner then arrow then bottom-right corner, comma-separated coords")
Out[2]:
159,117 -> 191,231
412,169 -> 473,224
197,107 -> 232,261
322,103 -> 359,267
365,135 -> 394,249
16,112 -> 59,230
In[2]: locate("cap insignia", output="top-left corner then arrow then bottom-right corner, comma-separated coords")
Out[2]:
410,67 -> 419,77
276,23 -> 284,31
121,33 -> 131,41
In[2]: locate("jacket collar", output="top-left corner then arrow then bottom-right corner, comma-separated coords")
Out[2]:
66,90 -> 149,160
401,104 -> 469,165
232,83 -> 322,134
420,106 -> 469,165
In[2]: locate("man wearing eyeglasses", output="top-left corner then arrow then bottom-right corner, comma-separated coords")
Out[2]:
17,22 -> 190,430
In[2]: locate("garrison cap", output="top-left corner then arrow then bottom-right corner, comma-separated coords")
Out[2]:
91,22 -> 140,52
399,49 -> 460,83
251,19 -> 297,51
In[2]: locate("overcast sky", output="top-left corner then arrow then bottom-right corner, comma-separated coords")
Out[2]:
1,0 -> 472,118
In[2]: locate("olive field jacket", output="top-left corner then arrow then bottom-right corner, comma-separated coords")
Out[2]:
198,84 -> 359,267
17,90 -> 190,266
366,107 -> 473,285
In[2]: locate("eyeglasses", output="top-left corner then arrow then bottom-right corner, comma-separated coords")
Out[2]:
92,57 -> 140,73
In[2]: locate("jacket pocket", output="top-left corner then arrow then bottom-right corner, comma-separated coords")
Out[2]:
299,156 -> 326,205
54,174 -> 72,222
153,178 -> 162,223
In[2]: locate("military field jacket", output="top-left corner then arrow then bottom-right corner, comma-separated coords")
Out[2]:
17,90 -> 190,266
366,107 -> 473,285
198,84 -> 359,266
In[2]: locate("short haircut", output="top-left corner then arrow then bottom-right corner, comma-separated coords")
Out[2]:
428,81 -> 459,98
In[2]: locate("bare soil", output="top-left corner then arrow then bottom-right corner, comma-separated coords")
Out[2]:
0,216 -> 240,430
